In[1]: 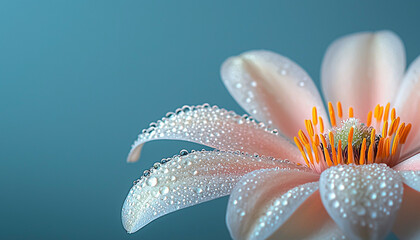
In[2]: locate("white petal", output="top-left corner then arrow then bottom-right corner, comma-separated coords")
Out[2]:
319,164 -> 404,240
393,153 -> 420,171
398,170 -> 420,192
127,104 -> 304,165
321,31 -> 405,121
221,50 -> 329,140
394,56 -> 420,157
122,150 -> 302,233
226,168 -> 321,240
393,185 -> 420,240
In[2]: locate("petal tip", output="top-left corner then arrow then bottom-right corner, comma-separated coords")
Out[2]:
127,144 -> 143,163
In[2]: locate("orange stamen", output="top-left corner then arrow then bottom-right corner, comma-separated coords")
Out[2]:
294,137 -> 310,167
347,127 -> 354,164
391,108 -> 396,121
382,121 -> 388,137
383,103 -> 390,122
349,107 -> 354,118
367,111 -> 373,126
319,116 -> 324,134
329,132 -> 337,165
401,124 -> 412,144
337,102 -> 343,118
312,107 -> 318,126
328,102 -> 337,127
337,140 -> 342,164
359,138 -> 367,165
320,135 -> 333,167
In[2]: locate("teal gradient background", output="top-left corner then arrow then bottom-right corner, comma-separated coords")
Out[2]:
1,1 -> 418,239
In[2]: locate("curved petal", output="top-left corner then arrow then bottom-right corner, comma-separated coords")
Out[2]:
319,164 -> 404,240
221,50 -> 329,140
268,191 -> 347,240
321,31 -> 405,121
226,168 -> 321,240
122,150 -> 302,233
394,56 -> 420,157
393,153 -> 420,171
393,185 -> 420,240
398,171 -> 420,192
127,104 -> 304,165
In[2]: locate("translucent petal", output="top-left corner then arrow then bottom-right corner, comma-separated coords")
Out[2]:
393,153 -> 420,171
319,164 -> 404,240
398,171 -> 420,192
393,185 -> 420,240
127,104 -> 304,165
221,50 -> 329,140
226,168 -> 320,240
322,31 -> 405,121
394,56 -> 420,157
122,150 -> 302,233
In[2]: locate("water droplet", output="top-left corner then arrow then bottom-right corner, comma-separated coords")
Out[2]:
299,81 -> 305,87
235,83 -> 242,88
356,206 -> 366,216
160,186 -> 169,195
195,187 -> 203,194
180,149 -> 189,156
147,177 -> 158,187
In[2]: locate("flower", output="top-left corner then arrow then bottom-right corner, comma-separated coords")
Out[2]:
121,31 -> 420,240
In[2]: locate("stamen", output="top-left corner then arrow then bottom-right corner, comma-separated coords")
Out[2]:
367,111 -> 373,126
337,102 -> 343,118
319,116 -> 324,134
384,103 -> 390,122
294,102 -> 411,172
337,140 -> 342,164
382,121 -> 388,137
391,108 -> 396,121
320,135 -> 333,167
294,137 -> 310,167
312,107 -> 318,126
400,124 -> 412,144
359,138 -> 367,165
347,127 -> 354,164
328,102 -> 337,127
329,132 -> 337,165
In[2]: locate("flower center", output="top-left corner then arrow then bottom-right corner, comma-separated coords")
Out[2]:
294,102 -> 412,173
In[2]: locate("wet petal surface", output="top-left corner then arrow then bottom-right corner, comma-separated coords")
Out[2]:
122,150 -> 301,233
127,104 -> 303,165
226,168 -> 320,240
393,185 -> 420,240
221,50 -> 328,140
320,164 -> 403,240
398,170 -> 420,192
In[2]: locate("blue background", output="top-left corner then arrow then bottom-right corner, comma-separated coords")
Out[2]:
1,1 -> 418,239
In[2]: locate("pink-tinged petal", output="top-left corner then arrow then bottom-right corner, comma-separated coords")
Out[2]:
394,56 -> 420,157
226,168 -> 322,240
321,31 -> 405,121
320,164 -> 404,240
268,191 -> 347,240
221,50 -> 329,140
122,151 -> 302,233
393,153 -> 420,171
127,104 -> 304,165
393,185 -> 420,240
398,171 -> 420,192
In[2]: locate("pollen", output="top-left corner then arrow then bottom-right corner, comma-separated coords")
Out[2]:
294,102 -> 412,173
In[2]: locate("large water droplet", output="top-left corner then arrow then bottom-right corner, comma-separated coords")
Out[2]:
147,177 -> 158,187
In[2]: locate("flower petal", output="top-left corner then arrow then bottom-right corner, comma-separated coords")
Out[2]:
394,56 -> 420,157
226,168 -> 321,240
321,31 -> 405,121
393,185 -> 420,240
221,50 -> 329,140
398,171 -> 420,192
127,104 -> 304,165
319,164 -> 404,240
393,153 -> 420,171
122,150 -> 301,233
268,191 -> 347,240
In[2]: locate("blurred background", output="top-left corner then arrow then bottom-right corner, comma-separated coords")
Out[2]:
1,1 -> 419,239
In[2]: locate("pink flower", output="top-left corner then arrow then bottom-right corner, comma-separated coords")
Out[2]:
121,31 -> 420,240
